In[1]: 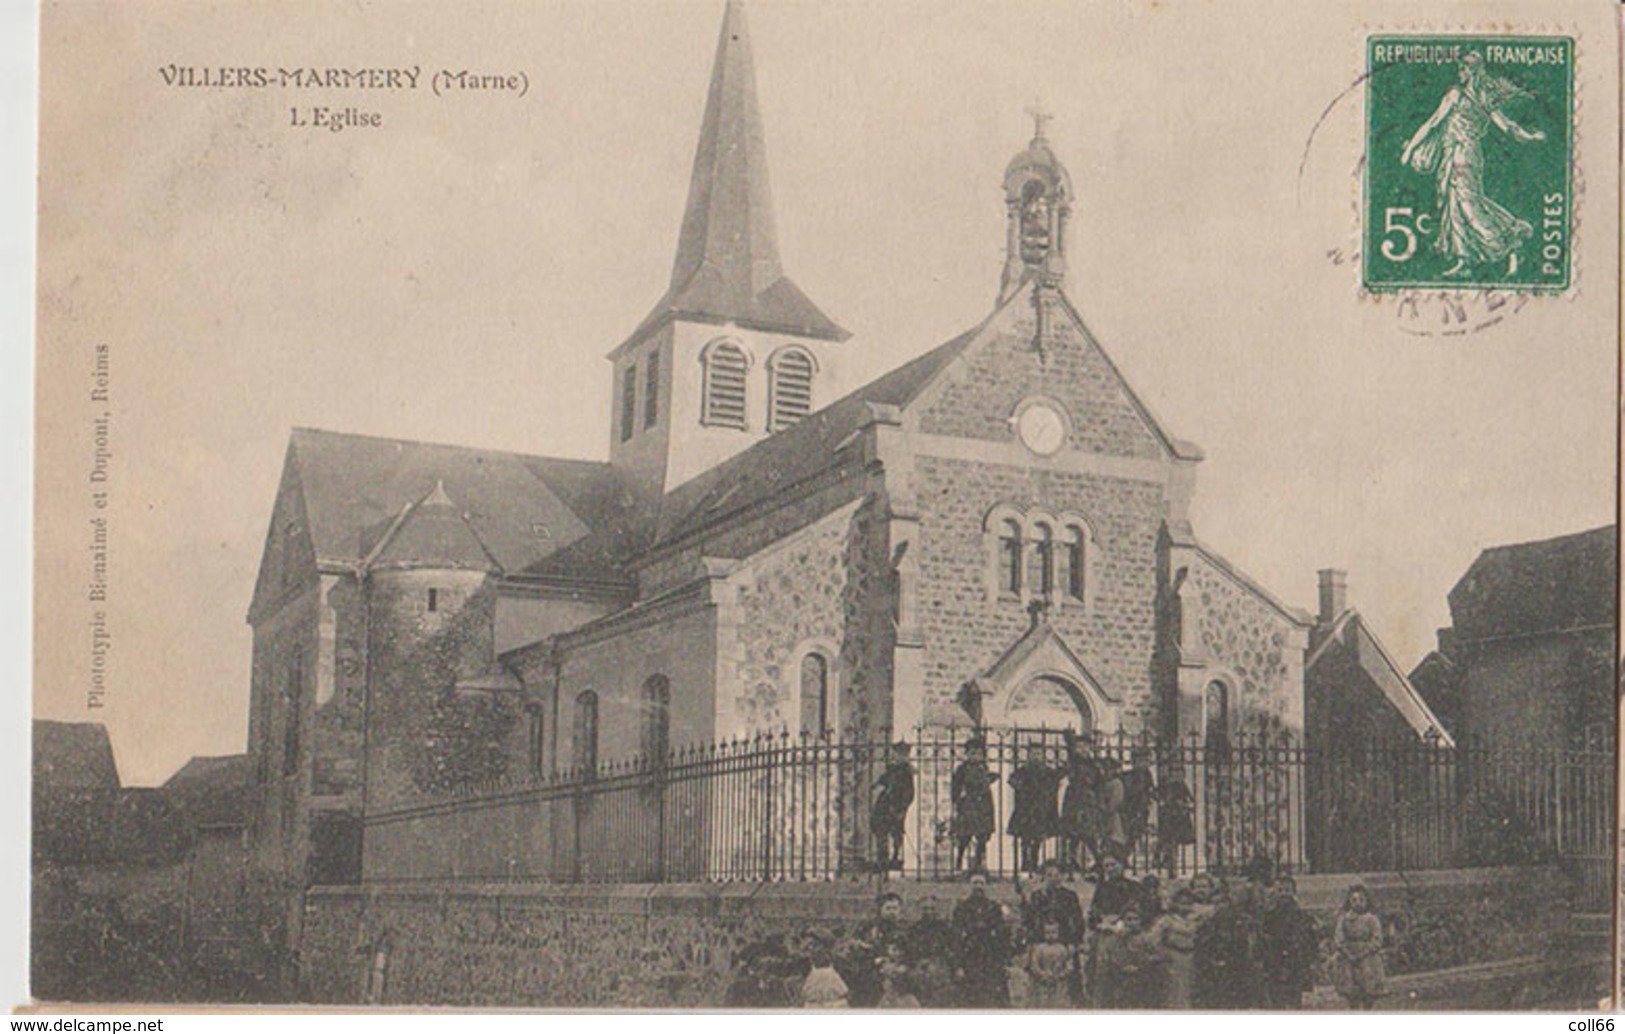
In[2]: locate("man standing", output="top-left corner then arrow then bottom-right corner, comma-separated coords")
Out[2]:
952,870 -> 1011,1008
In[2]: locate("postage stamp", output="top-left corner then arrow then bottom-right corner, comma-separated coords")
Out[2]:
1362,35 -> 1574,292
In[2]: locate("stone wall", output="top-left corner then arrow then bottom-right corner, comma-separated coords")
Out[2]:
299,866 -> 1584,1008
364,569 -> 508,810
910,453 -> 1166,728
916,300 -> 1166,462
1181,552 -> 1306,736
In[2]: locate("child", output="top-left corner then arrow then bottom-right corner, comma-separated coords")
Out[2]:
875,944 -> 920,1009
1151,886 -> 1200,1009
799,934 -> 850,1008
1026,918 -> 1074,1009
1259,875 -> 1319,1009
1332,884 -> 1386,1010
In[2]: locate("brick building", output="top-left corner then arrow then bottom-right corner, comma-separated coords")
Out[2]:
245,2 -> 1316,889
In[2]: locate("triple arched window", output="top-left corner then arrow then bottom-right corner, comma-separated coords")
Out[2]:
985,506 -> 1092,605
700,339 -> 817,433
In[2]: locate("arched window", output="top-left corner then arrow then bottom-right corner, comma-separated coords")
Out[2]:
701,341 -> 750,430
526,705 -> 545,778
1000,519 -> 1024,595
642,675 -> 671,763
282,654 -> 304,778
573,691 -> 599,776
1060,524 -> 1086,601
643,350 -> 660,429
799,653 -> 831,735
1204,681 -> 1231,751
619,363 -> 638,443
767,347 -> 815,432
1030,522 -> 1055,597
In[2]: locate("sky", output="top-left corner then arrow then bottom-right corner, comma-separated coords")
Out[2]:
33,0 -> 1620,786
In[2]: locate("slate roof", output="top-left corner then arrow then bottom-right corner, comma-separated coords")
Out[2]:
163,753 -> 256,828
1305,612 -> 1454,744
363,480 -> 501,573
1447,525 -> 1616,642
617,1 -> 846,352
283,427 -> 632,577
33,720 -> 120,790
525,322 -> 984,578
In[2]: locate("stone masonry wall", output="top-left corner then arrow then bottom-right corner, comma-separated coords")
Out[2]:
299,867 -> 1578,1008
911,454 -> 1167,729
916,298 -> 1165,462
1182,554 -> 1304,736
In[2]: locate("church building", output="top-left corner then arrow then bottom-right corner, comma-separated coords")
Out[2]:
245,1 -> 1316,885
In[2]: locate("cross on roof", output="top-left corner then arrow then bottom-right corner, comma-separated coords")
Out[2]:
1026,101 -> 1053,140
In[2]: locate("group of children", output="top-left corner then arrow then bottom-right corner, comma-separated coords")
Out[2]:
723,858 -> 1389,1010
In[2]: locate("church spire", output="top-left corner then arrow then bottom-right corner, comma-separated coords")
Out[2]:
671,0 -> 780,299
620,1 -> 846,350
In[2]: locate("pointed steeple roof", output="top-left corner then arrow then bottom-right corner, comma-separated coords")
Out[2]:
616,1 -> 846,354
362,479 -> 502,573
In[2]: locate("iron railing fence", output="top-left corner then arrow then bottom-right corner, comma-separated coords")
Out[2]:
366,728 -> 1613,905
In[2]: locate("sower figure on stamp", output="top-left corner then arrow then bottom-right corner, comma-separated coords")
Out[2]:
951,736 -> 999,873
1401,50 -> 1546,278
872,741 -> 915,871
1008,740 -> 1062,873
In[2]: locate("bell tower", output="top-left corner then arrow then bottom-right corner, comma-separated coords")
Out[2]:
999,108 -> 1073,303
607,1 -> 849,502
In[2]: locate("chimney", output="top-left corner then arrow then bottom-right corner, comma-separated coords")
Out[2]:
1317,569 -> 1348,625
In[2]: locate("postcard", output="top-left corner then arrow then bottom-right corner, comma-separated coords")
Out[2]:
31,0 -> 1621,1011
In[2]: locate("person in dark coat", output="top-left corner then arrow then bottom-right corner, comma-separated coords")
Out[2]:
1120,747 -> 1157,853
1098,756 -> 1130,865
1094,898 -> 1167,1009
872,741 -> 915,871
1020,858 -> 1084,1003
1059,732 -> 1106,877
951,870 -> 1011,1008
847,892 -> 909,1007
1155,762 -> 1196,877
1007,741 -> 1063,873
906,896 -> 955,1007
1193,878 -> 1263,1010
1084,854 -> 1143,1004
1258,875 -> 1320,1009
1087,855 -> 1144,930
952,737 -> 999,873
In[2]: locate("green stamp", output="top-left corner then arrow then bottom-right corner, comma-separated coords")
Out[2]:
1363,35 -> 1573,292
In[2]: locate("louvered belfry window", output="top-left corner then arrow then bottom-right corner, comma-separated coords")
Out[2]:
620,363 -> 638,442
702,341 -> 749,429
768,348 -> 814,432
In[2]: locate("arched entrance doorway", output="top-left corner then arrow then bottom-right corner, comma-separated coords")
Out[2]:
1003,674 -> 1094,734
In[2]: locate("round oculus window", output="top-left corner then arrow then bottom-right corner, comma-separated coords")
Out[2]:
1017,403 -> 1066,455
